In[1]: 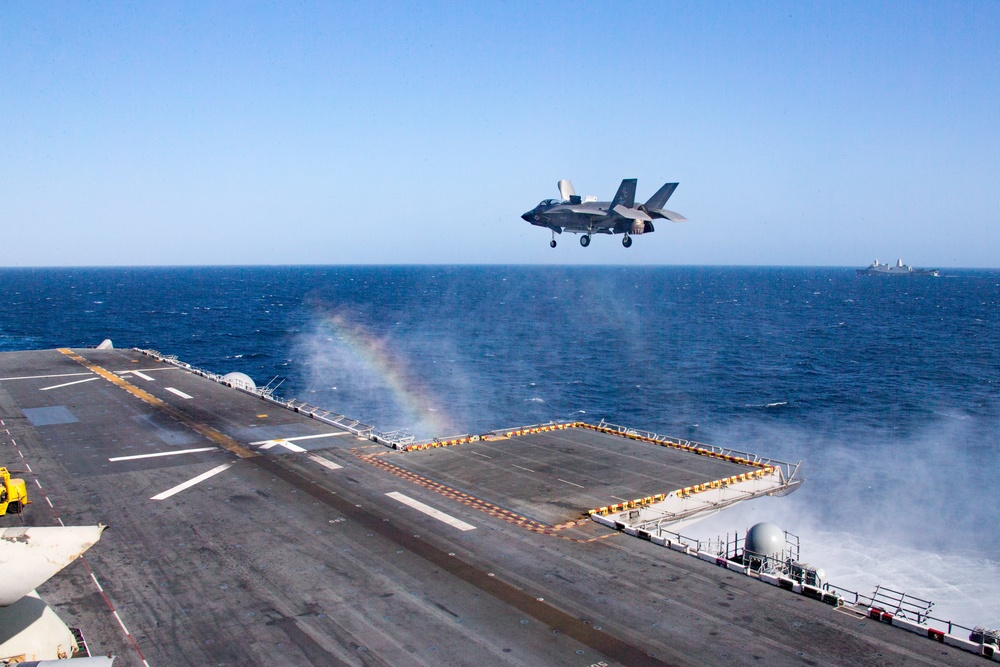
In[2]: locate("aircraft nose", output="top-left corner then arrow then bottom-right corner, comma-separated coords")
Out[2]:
521,211 -> 534,222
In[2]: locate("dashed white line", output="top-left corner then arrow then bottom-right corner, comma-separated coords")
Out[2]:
113,609 -> 131,636
558,478 -> 584,488
109,447 -> 216,462
39,376 -> 100,391
45,497 -> 53,507
307,453 -> 343,470
89,571 -> 104,592
151,462 -> 234,500
469,451 -> 493,459
23,462 -> 31,473
34,478 -> 42,489
386,492 -> 476,531
511,464 -> 536,473
610,495 -> 629,502
164,387 -> 193,399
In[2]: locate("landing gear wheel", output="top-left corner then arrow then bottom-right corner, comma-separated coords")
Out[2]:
622,235 -> 633,248
580,235 -> 591,247
550,239 -> 557,248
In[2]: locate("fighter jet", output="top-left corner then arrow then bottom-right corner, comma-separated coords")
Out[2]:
522,179 -> 687,248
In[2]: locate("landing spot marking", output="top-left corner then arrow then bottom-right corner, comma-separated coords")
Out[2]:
258,439 -> 307,453
165,387 -> 193,399
512,464 -> 536,473
131,371 -> 155,381
249,432 -> 348,445
151,462 -> 234,500
109,447 -> 217,462
308,453 -> 343,470
558,478 -> 584,488
386,491 -> 476,531
39,376 -> 100,391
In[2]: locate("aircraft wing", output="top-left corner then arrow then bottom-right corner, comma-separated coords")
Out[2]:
612,205 -> 652,221
566,208 -> 607,216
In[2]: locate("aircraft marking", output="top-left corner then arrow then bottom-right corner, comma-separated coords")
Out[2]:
307,453 -> 343,470
39,376 -> 101,391
257,439 -> 307,453
248,432 -> 347,445
0,371 -> 92,381
386,491 -> 476,531
511,464 -> 536,473
558,478 -> 584,488
151,462 -> 234,500
109,447 -> 217,462
164,387 -> 193,399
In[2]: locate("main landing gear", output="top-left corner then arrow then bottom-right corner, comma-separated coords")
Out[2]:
622,234 -> 633,248
580,235 -> 591,247
550,231 -> 557,248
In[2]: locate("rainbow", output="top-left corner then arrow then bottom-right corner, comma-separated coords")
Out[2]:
312,310 -> 451,437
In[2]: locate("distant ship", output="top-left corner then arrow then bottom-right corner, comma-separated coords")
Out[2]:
857,258 -> 939,276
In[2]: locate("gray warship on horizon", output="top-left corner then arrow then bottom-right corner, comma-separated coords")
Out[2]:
858,258 -> 940,276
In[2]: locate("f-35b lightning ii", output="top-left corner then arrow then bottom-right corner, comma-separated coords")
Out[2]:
522,179 -> 687,248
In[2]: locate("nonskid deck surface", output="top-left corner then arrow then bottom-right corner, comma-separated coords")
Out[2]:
0,348 -> 983,667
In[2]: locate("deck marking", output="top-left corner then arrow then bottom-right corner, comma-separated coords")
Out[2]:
258,439 -> 307,453
151,462 -> 234,500
109,447 -> 217,462
511,464 -> 536,473
0,371 -> 92,382
39,376 -> 100,391
164,387 -> 193,399
131,371 -> 155,381
558,478 -> 584,488
249,431 -> 347,445
610,496 -> 629,502
23,462 -> 31,473
308,453 -> 344,470
45,496 -> 53,507
386,491 -> 476,531
113,610 -> 130,635
57,349 -> 256,459
34,478 -> 42,489
469,451 -> 493,459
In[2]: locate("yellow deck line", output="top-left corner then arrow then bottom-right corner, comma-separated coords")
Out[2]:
58,349 -> 257,460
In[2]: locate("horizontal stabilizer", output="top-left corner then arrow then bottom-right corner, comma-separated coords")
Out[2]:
0,525 -> 107,606
649,208 -> 687,222
612,204 -> 652,221
644,183 -> 679,210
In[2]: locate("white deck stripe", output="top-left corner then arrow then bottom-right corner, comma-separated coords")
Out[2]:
385,492 -> 476,531
249,432 -> 347,445
511,464 -> 536,473
113,609 -> 130,635
39,376 -> 100,391
258,439 -> 307,453
558,478 -> 584,488
0,372 -> 91,381
109,447 -> 216,462
470,451 -> 492,458
151,462 -> 234,500
23,462 -> 31,472
131,371 -> 155,381
307,453 -> 344,470
164,387 -> 193,399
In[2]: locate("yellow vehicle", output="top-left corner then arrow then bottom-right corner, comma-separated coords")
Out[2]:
0,467 -> 30,516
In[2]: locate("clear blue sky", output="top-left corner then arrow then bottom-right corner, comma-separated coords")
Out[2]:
2,1 -> 997,266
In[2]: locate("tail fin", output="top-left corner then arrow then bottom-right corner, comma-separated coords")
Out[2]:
609,179 -> 637,209
644,183 -> 678,210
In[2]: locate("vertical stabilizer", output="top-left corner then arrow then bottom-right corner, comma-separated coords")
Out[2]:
644,183 -> 679,210
609,179 -> 637,209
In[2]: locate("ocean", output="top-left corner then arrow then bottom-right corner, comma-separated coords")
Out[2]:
1,265 -> 997,628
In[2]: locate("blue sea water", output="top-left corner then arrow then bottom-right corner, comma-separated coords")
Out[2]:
1,265 -> 998,625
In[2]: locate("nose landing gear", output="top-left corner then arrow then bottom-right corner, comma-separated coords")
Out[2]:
622,235 -> 633,248
580,235 -> 591,247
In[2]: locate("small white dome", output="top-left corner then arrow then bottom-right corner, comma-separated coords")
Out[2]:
222,372 -> 256,392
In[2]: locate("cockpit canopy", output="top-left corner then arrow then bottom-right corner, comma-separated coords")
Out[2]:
538,198 -> 561,207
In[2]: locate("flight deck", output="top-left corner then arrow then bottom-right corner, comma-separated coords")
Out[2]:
0,347 -> 988,666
